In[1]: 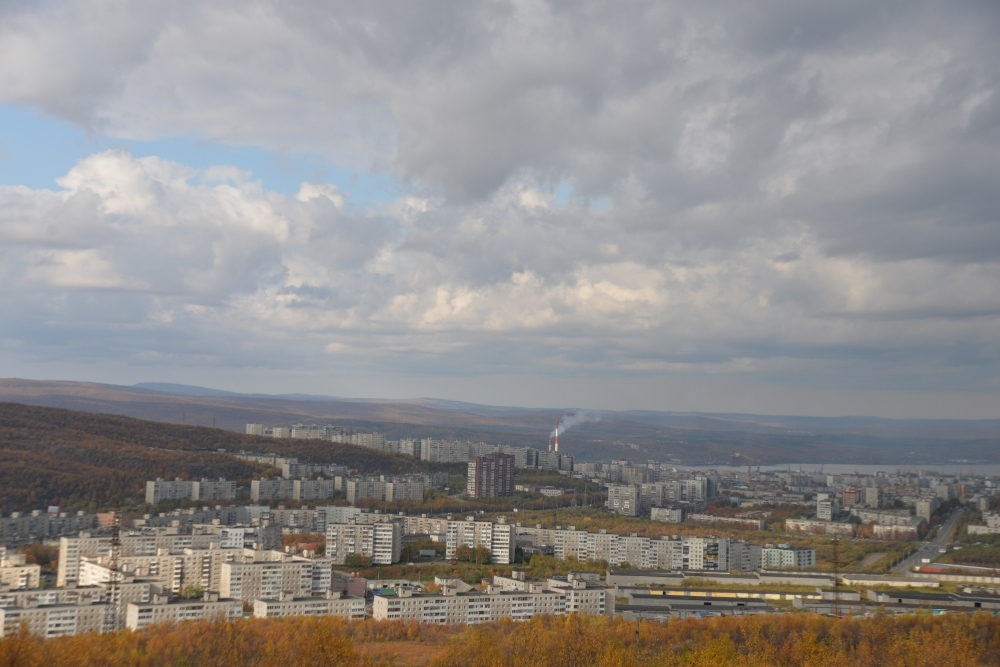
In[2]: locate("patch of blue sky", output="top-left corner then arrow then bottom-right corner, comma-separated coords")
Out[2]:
552,181 -> 574,208
0,104 -> 403,206
590,196 -> 612,212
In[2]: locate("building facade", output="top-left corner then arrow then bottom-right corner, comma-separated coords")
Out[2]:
253,590 -> 365,620
467,453 -> 515,498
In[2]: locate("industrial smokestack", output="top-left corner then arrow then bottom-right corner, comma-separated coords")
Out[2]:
555,425 -> 559,453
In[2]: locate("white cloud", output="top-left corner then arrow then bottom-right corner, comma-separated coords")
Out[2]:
0,1 -> 998,414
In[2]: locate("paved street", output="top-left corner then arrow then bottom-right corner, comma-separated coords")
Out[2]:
890,508 -> 965,574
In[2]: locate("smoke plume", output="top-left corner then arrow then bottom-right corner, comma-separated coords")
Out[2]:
550,410 -> 601,438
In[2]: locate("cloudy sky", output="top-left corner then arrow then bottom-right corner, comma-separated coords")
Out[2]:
1,1 -> 998,417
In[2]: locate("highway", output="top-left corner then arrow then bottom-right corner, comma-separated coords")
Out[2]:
890,508 -> 965,574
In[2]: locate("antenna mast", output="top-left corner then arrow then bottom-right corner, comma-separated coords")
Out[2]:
103,510 -> 122,633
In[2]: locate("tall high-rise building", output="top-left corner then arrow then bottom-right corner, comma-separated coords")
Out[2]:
466,453 -> 515,498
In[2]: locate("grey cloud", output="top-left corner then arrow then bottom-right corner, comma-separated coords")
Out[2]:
0,1 -> 998,415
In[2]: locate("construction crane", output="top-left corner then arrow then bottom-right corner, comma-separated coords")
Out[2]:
102,510 -> 122,633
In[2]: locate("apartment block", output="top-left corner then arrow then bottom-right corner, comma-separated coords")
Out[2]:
784,518 -> 856,536
79,545 -> 244,594
516,525 -> 762,572
373,573 -> 610,624
0,552 -> 41,589
850,508 -> 923,527
760,544 -> 816,569
326,522 -> 403,566
220,549 -> 331,601
145,478 -> 235,504
146,478 -> 195,504
58,528 -> 225,587
0,597 -> 105,638
251,478 -> 296,501
282,463 -> 349,479
345,477 -> 426,504
420,439 -> 471,463
816,493 -> 840,521
0,510 -> 99,547
253,590 -> 365,620
863,486 -> 882,508
916,498 -> 941,523
606,484 -> 640,517
650,506 -> 685,523
126,591 -> 242,630
445,518 -> 516,564
466,453 -> 515,498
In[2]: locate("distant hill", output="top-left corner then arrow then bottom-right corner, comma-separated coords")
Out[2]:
2,378 -> 999,465
0,402 -> 430,515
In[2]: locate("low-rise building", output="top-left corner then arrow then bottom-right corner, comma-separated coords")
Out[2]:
760,544 -> 815,569
125,591 -> 242,631
784,518 -> 856,536
650,506 -> 684,523
0,597 -> 106,638
372,573 -> 611,624
252,590 -> 365,620
0,552 -> 41,589
146,478 -> 235,504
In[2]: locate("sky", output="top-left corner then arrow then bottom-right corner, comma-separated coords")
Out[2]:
1,0 -> 998,418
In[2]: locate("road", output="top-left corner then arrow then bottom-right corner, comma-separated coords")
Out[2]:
890,508 -> 965,574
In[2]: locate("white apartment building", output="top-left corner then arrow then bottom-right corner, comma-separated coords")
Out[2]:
126,591 -> 242,631
849,508 -> 923,527
0,598 -> 105,638
650,506 -> 684,524
372,574 -> 611,624
79,546 -> 242,594
145,478 -> 235,504
516,526 -> 762,572
146,478 -> 195,504
785,518 -> 856,536
220,549 -> 330,602
251,478 -> 296,501
253,590 -> 365,620
816,493 -> 840,521
345,478 -> 426,504
282,463 -> 349,479
760,544 -> 816,569
0,585 -> 107,610
58,529 -> 225,587
420,439 -> 471,464
606,485 -> 640,516
326,522 -> 403,565
445,518 -> 516,564
0,553 -> 41,589
0,510 -> 99,546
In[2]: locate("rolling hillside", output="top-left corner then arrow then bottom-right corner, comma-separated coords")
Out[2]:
2,379 -> 999,465
0,402 -> 429,515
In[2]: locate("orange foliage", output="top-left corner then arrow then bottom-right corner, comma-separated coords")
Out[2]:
431,614 -> 1000,667
2,613 -> 1000,667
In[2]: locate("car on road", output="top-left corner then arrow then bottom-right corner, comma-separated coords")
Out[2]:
449,559 -> 458,565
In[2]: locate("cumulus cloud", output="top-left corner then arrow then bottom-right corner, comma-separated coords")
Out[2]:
0,0 -> 998,414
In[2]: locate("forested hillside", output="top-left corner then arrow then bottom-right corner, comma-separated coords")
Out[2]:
0,612 -> 997,666
0,402 -> 428,514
